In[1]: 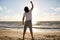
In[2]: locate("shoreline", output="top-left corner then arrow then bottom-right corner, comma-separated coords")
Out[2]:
0,28 -> 60,40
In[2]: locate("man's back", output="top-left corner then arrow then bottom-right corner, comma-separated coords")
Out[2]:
24,10 -> 32,21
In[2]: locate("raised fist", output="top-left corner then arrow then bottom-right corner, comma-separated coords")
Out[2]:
30,1 -> 32,3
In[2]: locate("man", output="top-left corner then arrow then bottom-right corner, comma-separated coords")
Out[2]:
22,1 -> 34,40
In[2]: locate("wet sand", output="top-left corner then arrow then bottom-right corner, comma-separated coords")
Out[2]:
0,29 -> 60,40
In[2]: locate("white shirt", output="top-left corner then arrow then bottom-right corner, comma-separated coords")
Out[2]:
23,10 -> 32,21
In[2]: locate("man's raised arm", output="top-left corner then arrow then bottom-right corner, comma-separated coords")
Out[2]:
30,1 -> 34,10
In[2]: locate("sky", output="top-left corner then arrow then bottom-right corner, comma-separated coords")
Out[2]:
0,0 -> 60,23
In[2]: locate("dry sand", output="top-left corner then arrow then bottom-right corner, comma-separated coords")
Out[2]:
0,29 -> 60,40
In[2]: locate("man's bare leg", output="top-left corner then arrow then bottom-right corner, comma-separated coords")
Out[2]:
29,24 -> 34,40
23,26 -> 27,40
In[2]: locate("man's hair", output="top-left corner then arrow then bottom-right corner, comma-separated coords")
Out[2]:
24,6 -> 29,13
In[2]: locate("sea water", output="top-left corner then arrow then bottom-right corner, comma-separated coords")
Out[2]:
0,22 -> 60,32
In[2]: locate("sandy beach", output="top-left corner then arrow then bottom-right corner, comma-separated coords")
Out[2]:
0,28 -> 60,40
